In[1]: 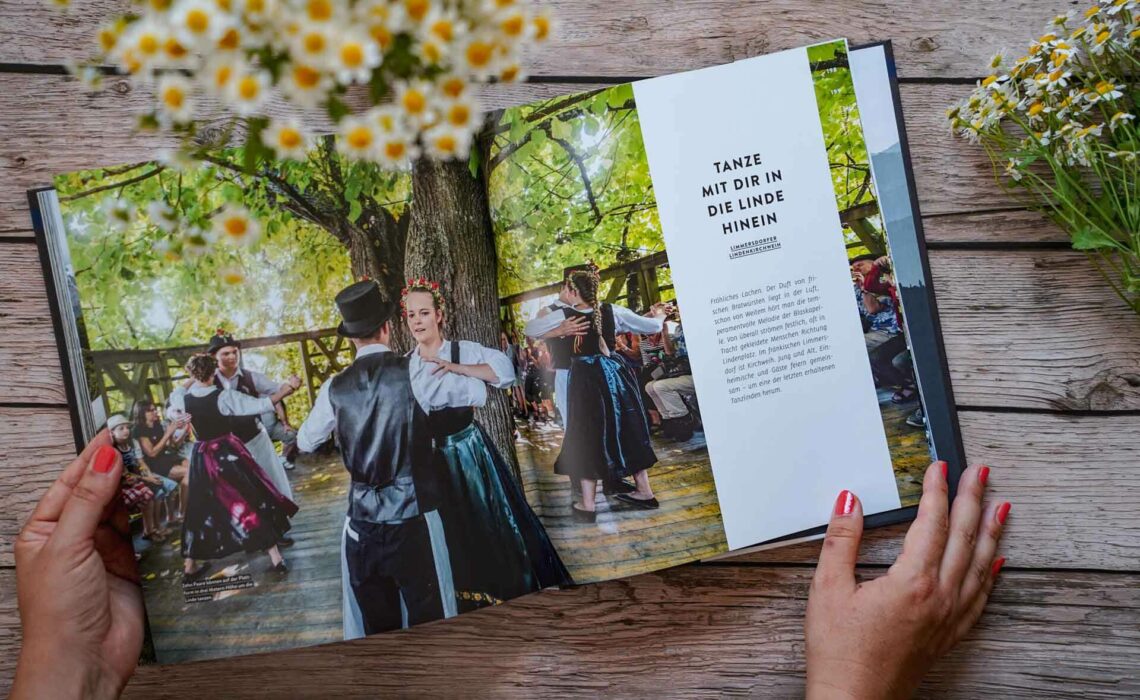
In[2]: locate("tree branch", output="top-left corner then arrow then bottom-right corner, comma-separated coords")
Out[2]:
61,165 -> 166,201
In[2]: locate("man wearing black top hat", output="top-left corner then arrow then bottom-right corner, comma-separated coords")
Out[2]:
296,280 -> 456,638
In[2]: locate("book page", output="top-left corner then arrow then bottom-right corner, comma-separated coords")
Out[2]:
632,41 -> 903,549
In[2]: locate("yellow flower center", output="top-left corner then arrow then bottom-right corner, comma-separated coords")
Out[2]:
377,113 -> 396,131
447,103 -> 470,126
186,9 -> 210,34
237,75 -> 260,100
433,134 -> 457,153
165,38 -> 188,58
279,128 -> 302,148
1096,80 -> 1114,94
163,86 -> 184,109
1096,30 -> 1111,44
293,64 -> 320,88
219,28 -> 240,50
308,0 -> 332,21
214,65 -> 232,87
139,33 -> 160,55
149,0 -> 171,9
370,25 -> 392,50
405,0 -> 429,22
431,19 -> 453,41
981,75 -> 997,87
440,76 -> 464,98
1084,5 -> 1099,18
347,126 -> 374,150
304,33 -> 326,53
500,64 -> 520,81
466,41 -> 493,67
423,42 -> 442,63
224,217 -> 248,237
533,16 -> 550,40
222,270 -> 245,284
247,0 -> 264,12
99,29 -> 119,53
501,14 -> 524,36
1048,69 -> 1064,82
342,43 -> 364,67
1028,102 -> 1044,116
385,140 -> 407,159
402,89 -> 426,114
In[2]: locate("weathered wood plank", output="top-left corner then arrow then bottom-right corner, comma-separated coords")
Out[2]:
3,407 -> 1137,572
1,566 -> 1137,698
0,0 -> 1058,80
0,76 -> 1013,236
4,244 -> 1138,410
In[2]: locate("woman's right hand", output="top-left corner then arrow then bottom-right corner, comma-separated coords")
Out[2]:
805,461 -> 1010,699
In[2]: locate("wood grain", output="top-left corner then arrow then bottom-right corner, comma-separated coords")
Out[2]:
0,0 -> 1058,80
3,407 -> 1138,572
4,244 -> 1139,409
0,76 -> 1011,236
2,566 -> 1138,698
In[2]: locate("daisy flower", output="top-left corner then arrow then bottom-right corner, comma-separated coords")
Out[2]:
202,56 -> 240,96
378,132 -> 419,168
290,24 -> 335,69
531,12 -> 552,42
227,68 -> 271,116
396,80 -> 436,126
440,96 -> 480,131
169,0 -> 230,50
157,73 -> 195,123
280,62 -> 331,107
437,73 -> 467,100
423,124 -> 471,159
331,31 -> 382,85
147,201 -> 180,233
402,0 -> 432,26
459,35 -> 499,79
262,118 -> 312,160
1109,111 -> 1135,130
1093,79 -> 1124,101
218,264 -> 247,285
213,204 -> 260,246
338,114 -> 381,160
117,18 -> 167,74
182,227 -> 212,257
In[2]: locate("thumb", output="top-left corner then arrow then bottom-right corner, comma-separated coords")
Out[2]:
54,444 -> 122,547
813,490 -> 864,593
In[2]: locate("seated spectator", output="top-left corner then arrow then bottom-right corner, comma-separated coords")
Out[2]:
644,311 -> 699,442
107,414 -> 178,542
131,400 -> 190,520
851,254 -> 916,403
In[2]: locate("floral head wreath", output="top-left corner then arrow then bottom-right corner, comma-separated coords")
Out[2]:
400,277 -> 446,314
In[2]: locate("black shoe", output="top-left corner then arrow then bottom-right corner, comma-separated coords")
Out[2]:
905,408 -> 926,429
571,506 -> 597,523
615,493 -> 660,510
278,537 -> 295,548
602,479 -> 637,495
183,562 -> 213,582
271,560 -> 289,574
661,415 -> 694,442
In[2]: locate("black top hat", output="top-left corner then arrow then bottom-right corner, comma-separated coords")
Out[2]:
336,280 -> 395,338
207,329 -> 240,355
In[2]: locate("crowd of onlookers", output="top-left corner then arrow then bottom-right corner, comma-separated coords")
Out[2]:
850,253 -> 925,429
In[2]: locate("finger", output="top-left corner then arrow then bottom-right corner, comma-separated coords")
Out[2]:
956,555 -> 1005,641
959,501 -> 1010,606
813,490 -> 864,594
939,464 -> 989,589
54,445 -> 122,547
897,461 -> 951,575
27,430 -> 113,526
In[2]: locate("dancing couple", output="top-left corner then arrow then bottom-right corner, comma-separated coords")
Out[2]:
525,265 -> 671,523
168,332 -> 304,581
296,278 -> 572,638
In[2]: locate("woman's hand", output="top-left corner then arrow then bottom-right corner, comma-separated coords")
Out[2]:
424,355 -> 461,376
13,432 -> 144,700
805,461 -> 1010,699
554,316 -> 589,338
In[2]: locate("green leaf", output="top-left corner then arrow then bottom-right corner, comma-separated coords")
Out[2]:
349,199 -> 363,222
551,118 -> 572,140
468,144 -> 482,179
119,266 -> 136,280
326,96 -> 350,123
1071,227 -> 1118,250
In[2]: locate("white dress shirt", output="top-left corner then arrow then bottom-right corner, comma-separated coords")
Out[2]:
524,303 -> 665,337
168,384 -> 274,417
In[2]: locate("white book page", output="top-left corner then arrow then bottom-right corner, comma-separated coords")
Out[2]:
632,44 -> 901,550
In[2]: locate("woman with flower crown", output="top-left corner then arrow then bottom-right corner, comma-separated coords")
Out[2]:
545,266 -> 672,523
402,278 -> 573,610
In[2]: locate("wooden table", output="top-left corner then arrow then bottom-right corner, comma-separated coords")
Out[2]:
1,1 -> 1138,696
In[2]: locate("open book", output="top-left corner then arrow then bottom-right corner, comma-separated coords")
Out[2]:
28,40 -> 962,663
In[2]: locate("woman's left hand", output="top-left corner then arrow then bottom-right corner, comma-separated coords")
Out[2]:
13,431 -> 144,700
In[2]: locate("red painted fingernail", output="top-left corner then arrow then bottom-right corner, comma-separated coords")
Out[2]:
978,466 -> 990,486
834,490 -> 855,516
93,445 -> 118,474
996,501 -> 1011,525
991,557 -> 1006,578
935,461 -> 948,480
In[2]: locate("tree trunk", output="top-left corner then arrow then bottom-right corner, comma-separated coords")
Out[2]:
405,157 -> 520,478
343,211 -> 414,351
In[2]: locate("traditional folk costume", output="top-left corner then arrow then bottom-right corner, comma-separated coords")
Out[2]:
177,386 -> 298,562
296,281 -> 456,639
548,303 -> 664,483
206,332 -> 294,501
410,338 -> 573,611
524,299 -> 573,425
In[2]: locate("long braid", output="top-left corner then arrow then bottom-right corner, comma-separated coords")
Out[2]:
570,269 -> 610,357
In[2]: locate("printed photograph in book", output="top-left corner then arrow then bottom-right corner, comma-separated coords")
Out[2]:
49,146 -> 572,662
806,40 -> 934,506
486,83 -> 730,583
